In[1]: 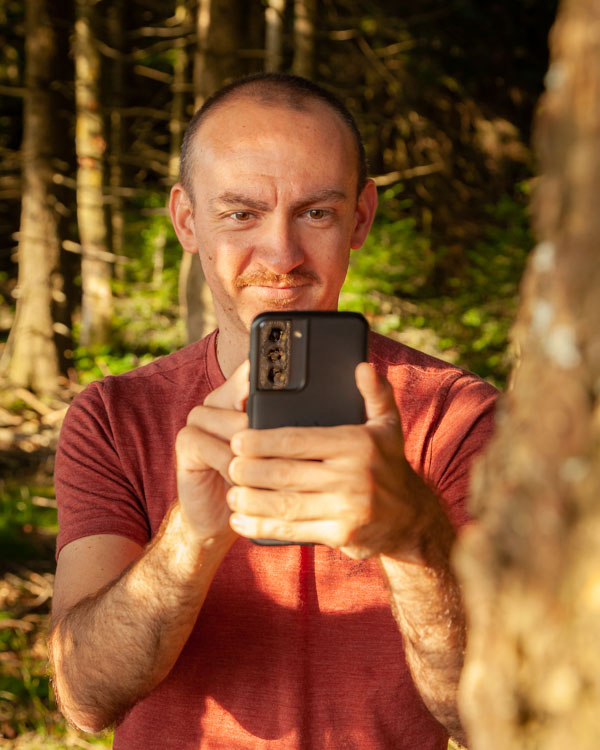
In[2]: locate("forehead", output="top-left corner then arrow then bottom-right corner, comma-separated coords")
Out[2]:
190,97 -> 358,191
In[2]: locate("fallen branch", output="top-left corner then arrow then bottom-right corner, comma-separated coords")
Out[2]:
13,388 -> 54,417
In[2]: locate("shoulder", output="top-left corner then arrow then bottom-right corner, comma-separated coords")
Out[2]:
368,331 -> 498,451
72,330 -> 223,413
369,331 -> 498,401
60,330 -> 225,453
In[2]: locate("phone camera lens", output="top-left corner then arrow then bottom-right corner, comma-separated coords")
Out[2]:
268,367 -> 286,386
269,328 -> 282,342
267,347 -> 282,362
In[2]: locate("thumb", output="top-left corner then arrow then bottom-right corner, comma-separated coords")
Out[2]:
355,362 -> 400,426
204,360 -> 250,411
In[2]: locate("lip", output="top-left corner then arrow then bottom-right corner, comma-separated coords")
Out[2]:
252,285 -> 309,300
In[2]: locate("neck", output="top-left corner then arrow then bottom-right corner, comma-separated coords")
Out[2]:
215,323 -> 249,378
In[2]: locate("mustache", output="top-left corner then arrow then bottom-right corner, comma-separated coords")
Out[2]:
234,268 -> 318,288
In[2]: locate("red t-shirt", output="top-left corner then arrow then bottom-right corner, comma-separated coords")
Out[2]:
55,330 -> 497,749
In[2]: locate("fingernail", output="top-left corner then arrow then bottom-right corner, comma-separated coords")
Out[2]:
227,487 -> 238,509
231,435 -> 242,454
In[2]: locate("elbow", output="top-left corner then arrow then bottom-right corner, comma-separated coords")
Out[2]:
48,628 -> 116,734
63,706 -> 113,735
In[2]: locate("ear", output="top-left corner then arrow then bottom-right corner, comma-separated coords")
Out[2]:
350,179 -> 378,250
169,183 -> 198,254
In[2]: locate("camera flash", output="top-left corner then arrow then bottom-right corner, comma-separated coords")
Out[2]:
293,330 -> 303,339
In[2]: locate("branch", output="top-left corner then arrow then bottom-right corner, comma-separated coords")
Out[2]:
133,65 -> 173,84
372,162 -> 445,187
0,84 -> 26,97
62,239 -> 129,265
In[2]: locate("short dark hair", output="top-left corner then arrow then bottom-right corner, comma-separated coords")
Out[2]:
179,73 -> 368,202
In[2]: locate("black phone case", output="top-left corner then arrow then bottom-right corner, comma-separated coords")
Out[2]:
247,311 -> 368,546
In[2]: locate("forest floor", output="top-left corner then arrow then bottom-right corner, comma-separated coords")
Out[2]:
0,377 -> 113,748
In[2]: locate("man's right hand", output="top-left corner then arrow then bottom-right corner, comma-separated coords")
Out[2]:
175,360 -> 250,547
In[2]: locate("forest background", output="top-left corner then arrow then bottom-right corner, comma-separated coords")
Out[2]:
0,0 -> 559,747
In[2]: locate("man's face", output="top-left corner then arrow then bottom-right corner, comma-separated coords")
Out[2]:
173,97 -> 376,337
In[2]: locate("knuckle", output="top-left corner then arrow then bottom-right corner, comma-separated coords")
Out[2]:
186,405 -> 206,426
175,425 -> 195,454
279,492 -> 297,521
272,522 -> 294,541
334,522 -> 355,549
279,429 -> 304,456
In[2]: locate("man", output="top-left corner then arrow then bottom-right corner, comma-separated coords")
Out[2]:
50,73 -> 497,749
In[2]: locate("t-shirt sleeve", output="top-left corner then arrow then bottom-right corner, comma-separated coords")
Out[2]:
54,381 -> 151,558
427,375 -> 497,529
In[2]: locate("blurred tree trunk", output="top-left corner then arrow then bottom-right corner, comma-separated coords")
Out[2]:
74,0 -> 113,347
0,0 -> 72,392
265,0 -> 286,72
107,0 -> 126,280
292,0 -> 316,78
456,0 -> 600,748
170,0 -> 191,183
180,0 -> 245,343
193,0 -> 244,108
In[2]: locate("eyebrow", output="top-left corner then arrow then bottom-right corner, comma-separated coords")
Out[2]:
210,188 -> 348,213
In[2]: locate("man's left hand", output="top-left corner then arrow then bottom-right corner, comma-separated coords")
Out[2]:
227,362 -> 435,561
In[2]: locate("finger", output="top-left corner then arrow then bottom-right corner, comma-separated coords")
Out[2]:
229,456 -> 364,494
231,424 -> 368,461
204,360 -> 250,411
355,362 -> 400,426
187,405 -> 248,441
176,424 -> 233,482
226,486 -> 357,521
229,513 -> 352,547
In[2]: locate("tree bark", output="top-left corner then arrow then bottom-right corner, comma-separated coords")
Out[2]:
1,0 -> 71,392
456,1 -> 600,748
107,0 -> 126,280
74,0 -> 113,347
194,0 -> 244,108
265,0 -> 286,73
170,0 -> 192,183
292,0 -> 316,78
180,0 -> 246,343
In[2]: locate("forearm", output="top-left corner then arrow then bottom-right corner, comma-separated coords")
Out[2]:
49,502 -> 232,733
379,479 -> 467,745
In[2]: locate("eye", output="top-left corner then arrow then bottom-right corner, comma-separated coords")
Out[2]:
307,209 -> 326,220
231,211 -> 252,222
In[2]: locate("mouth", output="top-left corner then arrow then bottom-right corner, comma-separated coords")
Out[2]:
252,285 -> 308,300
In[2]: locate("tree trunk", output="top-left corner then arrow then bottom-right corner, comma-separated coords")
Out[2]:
0,0 -> 71,393
194,0 -> 244,108
292,0 -> 316,78
265,0 -> 286,73
456,1 -> 600,748
180,0 -> 245,343
170,0 -> 192,183
107,0 -> 126,280
74,0 -> 113,347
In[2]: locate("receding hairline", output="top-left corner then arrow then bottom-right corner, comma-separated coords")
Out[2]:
179,78 -> 367,203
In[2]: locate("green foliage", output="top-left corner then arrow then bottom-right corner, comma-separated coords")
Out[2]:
341,183 -> 533,387
71,193 -> 186,384
0,480 -> 113,745
0,485 -> 57,565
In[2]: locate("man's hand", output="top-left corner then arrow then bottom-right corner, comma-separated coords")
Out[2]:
226,362 -> 437,561
175,360 -> 249,547
50,361 -> 252,733
227,361 -> 467,742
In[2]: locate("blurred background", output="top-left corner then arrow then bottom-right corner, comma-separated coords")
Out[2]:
0,0 -> 558,746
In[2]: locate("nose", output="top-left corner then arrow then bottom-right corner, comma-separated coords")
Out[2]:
254,213 -> 304,274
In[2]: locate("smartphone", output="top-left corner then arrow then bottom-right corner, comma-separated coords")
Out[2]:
247,311 -> 369,545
